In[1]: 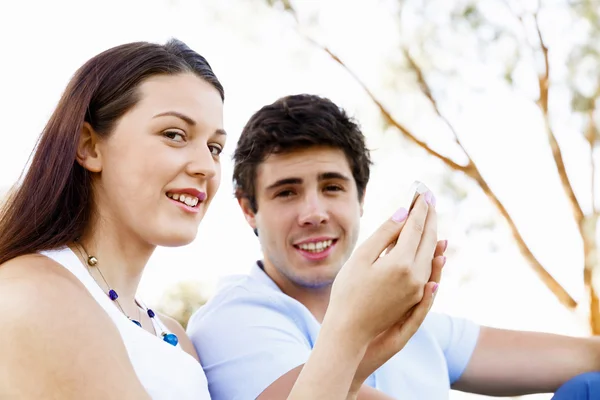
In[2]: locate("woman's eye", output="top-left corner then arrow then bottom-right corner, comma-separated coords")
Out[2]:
164,131 -> 185,142
209,144 -> 223,156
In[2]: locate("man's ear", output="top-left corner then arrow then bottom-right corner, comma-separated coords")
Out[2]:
238,197 -> 257,231
76,122 -> 103,173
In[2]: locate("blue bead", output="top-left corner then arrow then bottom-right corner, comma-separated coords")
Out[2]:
162,333 -> 178,346
131,319 -> 142,328
147,309 -> 155,318
108,290 -> 118,301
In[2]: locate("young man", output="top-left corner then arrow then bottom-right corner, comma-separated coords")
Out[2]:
187,94 -> 600,399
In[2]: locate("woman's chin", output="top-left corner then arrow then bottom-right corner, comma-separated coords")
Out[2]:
149,229 -> 199,248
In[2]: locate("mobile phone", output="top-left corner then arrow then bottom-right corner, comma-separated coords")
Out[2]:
407,180 -> 431,212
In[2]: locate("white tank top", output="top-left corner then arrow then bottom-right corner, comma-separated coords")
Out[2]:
40,247 -> 211,400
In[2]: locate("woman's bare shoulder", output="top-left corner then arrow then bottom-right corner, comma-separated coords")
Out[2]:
0,252 -> 81,283
0,252 -> 101,339
157,311 -> 200,362
0,253 -> 150,399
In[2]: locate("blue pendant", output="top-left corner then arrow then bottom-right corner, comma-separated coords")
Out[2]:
162,332 -> 179,346
147,309 -> 155,318
108,289 -> 118,301
131,319 -> 142,328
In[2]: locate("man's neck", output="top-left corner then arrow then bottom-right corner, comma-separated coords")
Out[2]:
259,260 -> 332,323
291,286 -> 332,323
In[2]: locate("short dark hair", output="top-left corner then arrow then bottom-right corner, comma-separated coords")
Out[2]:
0,38 -> 223,266
233,94 -> 372,212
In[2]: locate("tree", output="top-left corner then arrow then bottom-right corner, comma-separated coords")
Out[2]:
155,281 -> 209,330
266,0 -> 600,333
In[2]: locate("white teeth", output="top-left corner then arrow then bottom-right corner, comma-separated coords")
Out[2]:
167,192 -> 200,208
298,240 -> 333,253
185,197 -> 198,207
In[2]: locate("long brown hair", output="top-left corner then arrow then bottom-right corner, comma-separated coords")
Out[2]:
0,39 -> 224,266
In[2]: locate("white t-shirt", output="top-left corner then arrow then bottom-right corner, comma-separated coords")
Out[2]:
187,262 -> 480,400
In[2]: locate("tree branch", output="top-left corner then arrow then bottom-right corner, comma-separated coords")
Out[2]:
499,0 -> 537,50
400,44 -> 577,307
402,48 -> 470,154
534,12 -> 585,227
472,168 -> 578,309
500,3 -> 585,226
298,32 -> 578,309
301,35 -> 467,172
586,107 -> 598,214
271,0 -> 578,308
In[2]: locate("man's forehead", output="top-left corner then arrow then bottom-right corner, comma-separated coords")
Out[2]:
263,146 -> 349,168
257,148 -> 352,184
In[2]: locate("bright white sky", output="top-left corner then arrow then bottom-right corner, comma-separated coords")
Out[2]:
0,1 -> 595,398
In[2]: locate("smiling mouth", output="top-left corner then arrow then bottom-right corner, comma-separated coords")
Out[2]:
294,239 -> 337,253
166,192 -> 201,208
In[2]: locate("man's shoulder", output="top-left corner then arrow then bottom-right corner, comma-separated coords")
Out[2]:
187,273 -> 294,333
185,275 -> 313,400
204,272 -> 286,308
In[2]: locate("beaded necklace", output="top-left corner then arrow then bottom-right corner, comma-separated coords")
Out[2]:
75,242 -> 179,347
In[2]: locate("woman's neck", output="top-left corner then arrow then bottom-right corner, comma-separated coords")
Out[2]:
71,217 -> 156,318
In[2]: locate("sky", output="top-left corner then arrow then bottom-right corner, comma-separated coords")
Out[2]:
1,1 -> 596,398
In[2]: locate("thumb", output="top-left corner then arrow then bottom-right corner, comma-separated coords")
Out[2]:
355,207 -> 408,263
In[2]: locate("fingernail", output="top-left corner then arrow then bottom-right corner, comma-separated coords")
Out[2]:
442,240 -> 448,252
425,191 -> 436,207
392,207 -> 408,222
433,283 -> 439,294
441,256 -> 446,267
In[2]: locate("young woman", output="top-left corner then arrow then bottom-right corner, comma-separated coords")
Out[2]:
0,38 -> 442,399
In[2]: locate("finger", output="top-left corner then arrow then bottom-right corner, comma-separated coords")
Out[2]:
365,282 -> 438,365
393,281 -> 438,343
356,206 -> 409,263
387,194 -> 431,262
434,240 -> 447,258
388,234 -> 444,259
429,255 -> 446,284
384,236 -> 402,256
413,204 -> 438,282
398,256 -> 443,326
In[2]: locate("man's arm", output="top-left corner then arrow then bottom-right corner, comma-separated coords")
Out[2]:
453,326 -> 600,396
